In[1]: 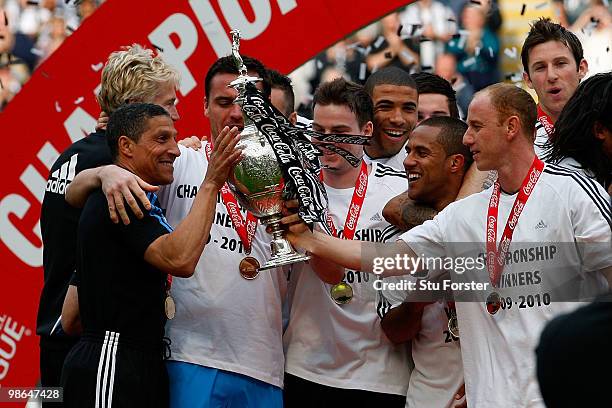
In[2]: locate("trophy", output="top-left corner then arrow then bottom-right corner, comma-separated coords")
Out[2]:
226,29 -> 310,271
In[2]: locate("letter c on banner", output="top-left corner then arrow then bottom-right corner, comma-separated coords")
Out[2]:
0,195 -> 42,267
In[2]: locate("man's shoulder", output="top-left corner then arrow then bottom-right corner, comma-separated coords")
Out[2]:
373,162 -> 407,180
541,163 -> 608,197
175,144 -> 207,167
50,131 -> 111,172
541,163 -> 611,221
80,189 -> 108,218
370,163 -> 408,197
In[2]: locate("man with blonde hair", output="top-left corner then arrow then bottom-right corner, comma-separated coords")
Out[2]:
37,44 -> 179,403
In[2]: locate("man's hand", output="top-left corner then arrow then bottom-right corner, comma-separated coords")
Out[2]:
179,135 -> 207,151
99,166 -> 158,225
95,111 -> 109,131
280,199 -> 312,233
204,126 -> 242,190
451,383 -> 467,408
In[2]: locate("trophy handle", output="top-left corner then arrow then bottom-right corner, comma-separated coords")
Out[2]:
230,29 -> 248,77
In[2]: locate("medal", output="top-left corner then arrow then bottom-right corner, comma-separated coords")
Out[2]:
448,306 -> 459,338
486,292 -> 502,315
165,294 -> 176,320
239,256 -> 260,280
164,274 -> 175,319
330,282 -> 354,305
322,161 -> 369,304
484,157 -> 544,314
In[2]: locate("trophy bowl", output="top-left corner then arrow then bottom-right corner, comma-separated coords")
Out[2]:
227,122 -> 310,271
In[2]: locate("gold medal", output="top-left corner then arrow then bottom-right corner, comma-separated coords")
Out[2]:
448,311 -> 459,338
330,282 -> 353,305
239,256 -> 260,280
486,292 -> 502,315
165,294 -> 176,320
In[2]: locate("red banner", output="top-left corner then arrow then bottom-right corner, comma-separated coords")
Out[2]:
0,0 -> 412,398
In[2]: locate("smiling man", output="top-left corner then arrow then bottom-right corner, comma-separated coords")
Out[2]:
521,18 -> 588,157
363,67 -> 418,171
381,116 -> 470,408
61,103 -> 241,407
37,44 -> 180,401
283,78 -> 410,407
62,56 -> 291,408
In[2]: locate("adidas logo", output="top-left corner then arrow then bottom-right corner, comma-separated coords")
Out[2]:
45,154 -> 78,195
370,213 -> 383,222
535,220 -> 547,230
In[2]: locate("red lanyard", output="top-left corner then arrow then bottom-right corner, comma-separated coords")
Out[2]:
205,143 -> 258,254
322,161 -> 369,240
537,105 -> 554,138
486,157 -> 544,288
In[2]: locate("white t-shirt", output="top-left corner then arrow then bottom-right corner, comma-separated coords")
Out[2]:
382,279 -> 463,408
157,144 -> 288,388
399,163 -> 611,407
533,118 -> 550,160
363,149 -> 408,173
535,118 -> 591,175
284,163 -> 411,395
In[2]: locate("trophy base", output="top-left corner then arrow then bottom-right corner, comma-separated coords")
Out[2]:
258,215 -> 310,271
259,251 -> 310,271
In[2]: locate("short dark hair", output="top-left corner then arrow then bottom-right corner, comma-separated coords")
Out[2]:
267,68 -> 295,117
411,72 -> 459,119
106,103 -> 169,161
364,66 -> 417,96
547,72 -> 612,187
313,77 -> 373,128
481,83 -> 537,140
419,116 -> 472,171
204,55 -> 271,99
521,18 -> 584,76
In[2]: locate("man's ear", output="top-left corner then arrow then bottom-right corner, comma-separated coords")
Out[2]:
448,153 -> 465,174
523,71 -> 533,90
506,115 -> 520,140
577,58 -> 588,81
289,112 -> 298,126
118,135 -> 135,158
593,121 -> 609,141
204,96 -> 210,118
362,121 -> 373,137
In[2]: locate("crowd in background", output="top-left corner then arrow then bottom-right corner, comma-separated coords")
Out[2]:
0,0 -> 611,114
0,0 -> 102,110
290,0 -> 612,120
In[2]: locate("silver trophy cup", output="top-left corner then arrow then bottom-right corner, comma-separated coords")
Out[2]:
226,30 -> 309,270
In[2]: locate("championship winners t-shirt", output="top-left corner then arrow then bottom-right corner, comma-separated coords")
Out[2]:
157,144 -> 288,388
382,279 -> 463,408
284,163 -> 411,395
399,163 -> 611,407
